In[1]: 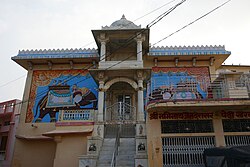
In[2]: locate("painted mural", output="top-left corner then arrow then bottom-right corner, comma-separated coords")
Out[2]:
26,70 -> 98,123
148,67 -> 210,102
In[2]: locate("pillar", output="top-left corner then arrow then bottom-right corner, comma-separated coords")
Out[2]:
98,81 -> 105,121
137,79 -> 144,121
213,117 -> 225,147
100,41 -> 106,62
137,39 -> 143,61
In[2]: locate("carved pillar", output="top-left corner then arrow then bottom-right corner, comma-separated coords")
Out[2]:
136,34 -> 145,62
100,41 -> 106,62
137,70 -> 145,121
98,81 -> 105,121
137,40 -> 143,61
137,80 -> 144,113
99,33 -> 109,62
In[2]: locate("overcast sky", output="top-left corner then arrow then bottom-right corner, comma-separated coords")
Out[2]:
0,0 -> 250,102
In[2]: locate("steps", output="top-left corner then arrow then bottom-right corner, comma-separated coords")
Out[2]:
116,138 -> 136,167
96,138 -> 135,167
96,138 -> 115,167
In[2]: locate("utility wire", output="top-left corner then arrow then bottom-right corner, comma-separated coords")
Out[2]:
3,0 -> 180,99
79,0 -> 179,48
1,0 -> 186,109
0,74 -> 26,88
153,0 -> 232,46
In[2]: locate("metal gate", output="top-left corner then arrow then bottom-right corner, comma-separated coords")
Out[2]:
225,135 -> 250,146
162,136 -> 215,167
104,124 -> 135,138
105,101 -> 136,138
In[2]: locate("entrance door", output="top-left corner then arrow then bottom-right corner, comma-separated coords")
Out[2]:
117,94 -> 132,120
105,94 -> 135,138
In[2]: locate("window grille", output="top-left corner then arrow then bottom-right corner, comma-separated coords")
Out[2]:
161,120 -> 214,133
222,119 -> 250,132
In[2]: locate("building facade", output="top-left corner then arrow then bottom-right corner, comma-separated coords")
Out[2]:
0,99 -> 21,167
11,16 -> 250,167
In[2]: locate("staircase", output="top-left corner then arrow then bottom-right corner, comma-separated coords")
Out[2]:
97,138 -> 115,167
116,138 -> 135,167
96,138 -> 135,167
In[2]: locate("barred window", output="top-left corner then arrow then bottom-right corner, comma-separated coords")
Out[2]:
222,119 -> 250,132
161,120 -> 214,133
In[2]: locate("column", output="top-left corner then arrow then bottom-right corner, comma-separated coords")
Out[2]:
137,39 -> 143,61
137,79 -> 144,121
100,41 -> 106,62
97,81 -> 105,121
213,118 -> 226,147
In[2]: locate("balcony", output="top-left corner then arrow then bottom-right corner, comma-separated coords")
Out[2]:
0,102 -> 14,115
146,73 -> 250,112
56,109 -> 95,126
98,60 -> 143,69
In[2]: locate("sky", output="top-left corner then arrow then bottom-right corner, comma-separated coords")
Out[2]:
0,0 -> 250,102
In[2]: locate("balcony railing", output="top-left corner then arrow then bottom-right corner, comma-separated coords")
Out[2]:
0,105 -> 5,114
58,109 -> 95,122
146,73 -> 250,104
0,102 -> 14,114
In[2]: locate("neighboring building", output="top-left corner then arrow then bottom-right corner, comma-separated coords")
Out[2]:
11,15 -> 250,167
0,99 -> 21,167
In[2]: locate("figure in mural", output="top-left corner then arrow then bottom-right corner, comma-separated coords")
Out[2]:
34,84 -> 97,122
27,70 -> 98,123
148,68 -> 210,102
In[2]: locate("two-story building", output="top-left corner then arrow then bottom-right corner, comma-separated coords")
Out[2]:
0,99 -> 21,167
11,15 -> 250,167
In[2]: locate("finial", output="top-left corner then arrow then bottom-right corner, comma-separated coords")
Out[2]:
122,14 -> 126,19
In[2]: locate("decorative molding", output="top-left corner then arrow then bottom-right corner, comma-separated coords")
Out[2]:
149,45 -> 231,56
48,61 -> 52,70
12,48 -> 99,60
192,57 -> 196,67
69,60 -> 74,69
27,61 -> 33,70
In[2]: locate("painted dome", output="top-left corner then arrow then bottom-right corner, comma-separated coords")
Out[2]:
102,15 -> 141,30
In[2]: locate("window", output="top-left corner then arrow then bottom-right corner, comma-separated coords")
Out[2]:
161,120 -> 214,133
223,119 -> 250,132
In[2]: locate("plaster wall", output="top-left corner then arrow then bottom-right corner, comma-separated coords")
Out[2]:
12,140 -> 56,167
146,118 -> 163,167
53,135 -> 87,167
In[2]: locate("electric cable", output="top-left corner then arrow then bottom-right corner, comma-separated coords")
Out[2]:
153,0 -> 232,46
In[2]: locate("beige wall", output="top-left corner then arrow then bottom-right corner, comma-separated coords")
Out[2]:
146,118 -> 163,167
12,139 -> 56,167
53,135 -> 88,167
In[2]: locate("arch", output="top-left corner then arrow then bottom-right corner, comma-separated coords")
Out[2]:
104,77 -> 138,90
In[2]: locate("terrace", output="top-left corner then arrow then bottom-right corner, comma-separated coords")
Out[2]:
146,72 -> 250,112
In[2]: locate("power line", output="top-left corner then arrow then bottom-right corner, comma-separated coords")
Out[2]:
133,0 -> 178,22
153,0 -> 232,46
1,0 -> 179,92
0,74 -> 26,88
77,0 -> 179,49
0,0 -> 186,109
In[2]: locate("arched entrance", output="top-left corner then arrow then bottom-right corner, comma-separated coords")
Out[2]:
104,78 -> 137,138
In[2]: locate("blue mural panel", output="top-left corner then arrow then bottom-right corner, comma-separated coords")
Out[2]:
26,70 -> 98,123
148,67 -> 210,102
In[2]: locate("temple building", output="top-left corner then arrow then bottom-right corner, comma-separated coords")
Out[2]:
11,15 -> 250,167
